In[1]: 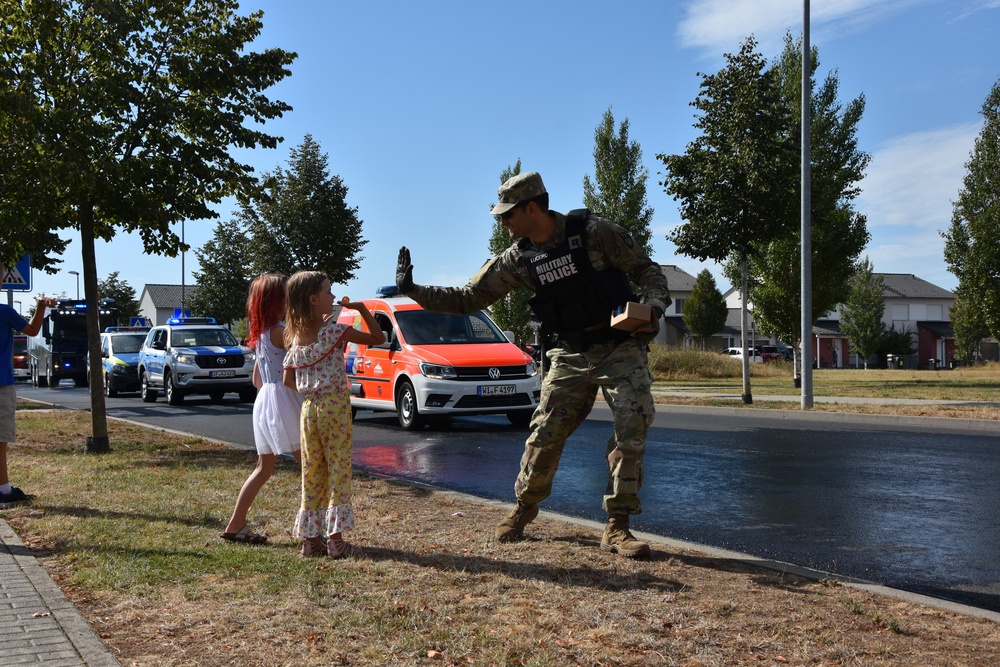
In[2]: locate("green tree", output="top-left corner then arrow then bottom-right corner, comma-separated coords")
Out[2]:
943,78 -> 1000,338
246,135 -> 366,284
838,258 -> 884,369
658,36 -> 794,403
682,269 -> 728,349
949,290 -> 989,365
487,160 -> 534,347
741,34 -> 870,372
583,107 -> 654,256
0,0 -> 294,453
97,272 -> 140,322
189,219 -> 250,327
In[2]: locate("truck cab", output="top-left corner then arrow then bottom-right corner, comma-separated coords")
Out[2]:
339,288 -> 540,430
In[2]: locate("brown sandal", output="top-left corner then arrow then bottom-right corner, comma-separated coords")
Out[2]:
220,524 -> 268,544
327,537 -> 362,559
299,536 -> 325,558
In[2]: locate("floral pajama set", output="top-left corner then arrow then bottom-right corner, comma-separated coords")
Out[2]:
284,317 -> 354,539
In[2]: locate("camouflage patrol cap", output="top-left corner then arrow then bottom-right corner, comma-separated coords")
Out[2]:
490,171 -> 547,216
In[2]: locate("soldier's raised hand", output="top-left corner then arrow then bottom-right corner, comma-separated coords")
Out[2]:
396,246 -> 415,294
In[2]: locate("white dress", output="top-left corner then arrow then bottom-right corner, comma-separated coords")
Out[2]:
252,326 -> 304,456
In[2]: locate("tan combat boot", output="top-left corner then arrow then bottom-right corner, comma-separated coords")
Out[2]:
495,501 -> 539,543
601,514 -> 651,558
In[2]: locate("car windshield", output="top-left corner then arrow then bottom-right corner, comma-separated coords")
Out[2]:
173,329 -> 239,347
394,311 -> 507,345
111,334 -> 146,354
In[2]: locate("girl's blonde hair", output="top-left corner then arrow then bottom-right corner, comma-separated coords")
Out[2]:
284,270 -> 329,347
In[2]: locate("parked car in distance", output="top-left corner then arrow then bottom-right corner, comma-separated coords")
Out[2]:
338,287 -> 541,430
723,347 -> 764,363
89,326 -> 150,396
758,345 -> 784,362
137,317 -> 256,405
12,335 -> 28,381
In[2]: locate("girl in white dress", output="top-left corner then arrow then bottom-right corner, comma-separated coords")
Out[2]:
221,274 -> 304,544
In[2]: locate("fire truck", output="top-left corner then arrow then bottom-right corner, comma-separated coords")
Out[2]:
28,299 -> 120,388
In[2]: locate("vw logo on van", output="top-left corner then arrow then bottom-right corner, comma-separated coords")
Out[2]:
488,367 -> 500,380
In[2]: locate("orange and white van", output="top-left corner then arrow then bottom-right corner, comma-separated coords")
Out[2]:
337,288 -> 540,430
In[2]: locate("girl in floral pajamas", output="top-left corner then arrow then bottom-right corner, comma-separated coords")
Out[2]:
282,271 -> 384,557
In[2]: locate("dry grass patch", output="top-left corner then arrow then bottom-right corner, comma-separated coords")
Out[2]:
3,410 -> 999,665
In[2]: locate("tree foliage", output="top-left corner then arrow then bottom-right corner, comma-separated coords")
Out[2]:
0,0 -> 295,452
682,269 -> 728,348
97,272 -> 140,322
943,77 -> 1000,337
659,37 -> 793,265
246,135 -> 366,284
583,107 -> 654,256
744,35 -> 870,349
949,289 -> 989,364
838,258 -> 884,368
189,219 -> 250,326
487,160 -> 534,347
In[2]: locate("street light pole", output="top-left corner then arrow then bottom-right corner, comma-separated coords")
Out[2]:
13,300 -> 21,315
68,270 -> 80,299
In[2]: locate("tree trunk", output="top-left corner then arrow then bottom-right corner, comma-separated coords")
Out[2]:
80,203 -> 111,454
739,257 -> 752,405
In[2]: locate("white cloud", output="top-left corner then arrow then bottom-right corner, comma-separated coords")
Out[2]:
857,122 -> 979,229
677,0 -> 927,57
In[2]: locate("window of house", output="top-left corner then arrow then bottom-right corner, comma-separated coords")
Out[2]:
673,298 -> 684,314
891,304 -> 909,320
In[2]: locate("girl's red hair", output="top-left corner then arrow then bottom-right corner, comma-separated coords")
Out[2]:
245,273 -> 288,349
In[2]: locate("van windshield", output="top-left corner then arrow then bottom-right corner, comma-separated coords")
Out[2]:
395,311 -> 507,345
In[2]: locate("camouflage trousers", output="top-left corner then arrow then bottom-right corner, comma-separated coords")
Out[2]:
514,339 -> 654,516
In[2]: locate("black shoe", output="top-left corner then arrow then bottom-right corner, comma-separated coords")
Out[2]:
0,486 -> 32,509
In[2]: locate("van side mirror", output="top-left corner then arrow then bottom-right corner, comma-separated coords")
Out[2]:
503,330 -> 515,343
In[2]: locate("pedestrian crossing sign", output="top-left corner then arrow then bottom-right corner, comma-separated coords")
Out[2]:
2,254 -> 31,291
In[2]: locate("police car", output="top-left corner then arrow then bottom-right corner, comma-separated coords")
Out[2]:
137,317 -> 256,405
91,326 -> 150,396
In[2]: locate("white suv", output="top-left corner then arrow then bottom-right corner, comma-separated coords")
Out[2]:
137,317 -> 256,405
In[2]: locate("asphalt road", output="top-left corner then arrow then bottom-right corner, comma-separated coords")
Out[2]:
20,383 -> 1000,613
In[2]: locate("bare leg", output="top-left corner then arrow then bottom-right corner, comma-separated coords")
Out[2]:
224,452 -> 297,534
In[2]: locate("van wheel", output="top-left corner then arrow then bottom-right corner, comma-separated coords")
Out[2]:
396,380 -> 425,430
506,410 -> 533,428
165,370 -> 184,405
351,407 -> 357,420
238,387 -> 257,403
140,371 -> 157,402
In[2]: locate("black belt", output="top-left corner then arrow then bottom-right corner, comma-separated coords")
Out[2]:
556,327 -> 630,353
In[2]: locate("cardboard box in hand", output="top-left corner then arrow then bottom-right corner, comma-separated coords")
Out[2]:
610,302 -> 656,333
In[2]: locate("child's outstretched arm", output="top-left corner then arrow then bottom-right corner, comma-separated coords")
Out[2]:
341,301 -> 385,347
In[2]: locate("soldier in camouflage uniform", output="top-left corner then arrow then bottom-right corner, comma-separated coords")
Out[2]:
396,171 -> 670,558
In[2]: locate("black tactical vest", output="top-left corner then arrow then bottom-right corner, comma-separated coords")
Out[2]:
519,210 -> 633,342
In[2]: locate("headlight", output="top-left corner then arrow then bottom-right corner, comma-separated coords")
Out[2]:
526,360 -> 538,377
419,362 -> 457,379
243,351 -> 255,364
175,353 -> 197,365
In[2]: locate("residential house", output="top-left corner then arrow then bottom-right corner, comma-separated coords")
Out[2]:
656,265 -> 698,346
138,284 -> 201,325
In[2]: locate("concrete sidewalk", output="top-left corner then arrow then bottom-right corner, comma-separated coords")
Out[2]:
0,518 -> 120,666
653,387 -> 1000,407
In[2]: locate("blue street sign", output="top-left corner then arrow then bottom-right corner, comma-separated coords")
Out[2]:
2,254 -> 31,291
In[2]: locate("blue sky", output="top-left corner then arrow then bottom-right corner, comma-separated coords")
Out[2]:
11,0 -> 1000,312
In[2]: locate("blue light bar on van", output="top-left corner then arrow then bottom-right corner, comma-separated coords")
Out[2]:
166,317 -> 217,325
376,285 -> 400,297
